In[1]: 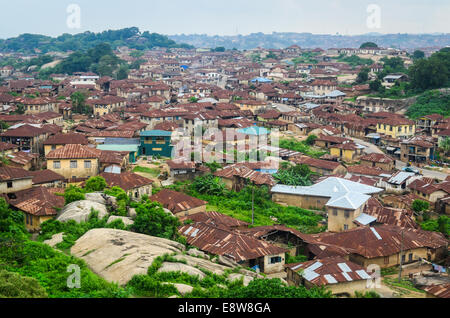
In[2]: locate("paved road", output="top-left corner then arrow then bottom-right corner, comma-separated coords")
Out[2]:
271,103 -> 297,113
395,161 -> 448,181
350,138 -> 384,154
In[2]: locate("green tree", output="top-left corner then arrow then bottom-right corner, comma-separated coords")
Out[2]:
439,137 -> 450,156
273,164 -> 313,186
85,176 -> 107,193
305,134 -> 318,146
0,270 -> 48,298
70,91 -> 91,115
412,50 -> 425,60
369,79 -> 384,92
356,67 -> 370,83
412,199 -> 430,214
360,42 -> 378,49
63,186 -> 86,205
191,174 -> 227,196
131,199 -> 181,240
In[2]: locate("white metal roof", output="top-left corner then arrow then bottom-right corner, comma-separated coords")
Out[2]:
324,274 -> 338,284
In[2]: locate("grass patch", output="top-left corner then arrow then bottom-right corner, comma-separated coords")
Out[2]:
383,277 -> 425,294
133,166 -> 160,177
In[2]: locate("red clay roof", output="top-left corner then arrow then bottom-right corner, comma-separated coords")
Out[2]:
46,144 -> 102,159
149,189 -> 207,213
100,172 -> 152,191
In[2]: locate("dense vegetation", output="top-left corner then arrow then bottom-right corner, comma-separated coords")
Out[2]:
337,55 -> 374,67
420,215 -> 449,238
273,163 -> 314,186
405,90 -> 450,119
0,27 -> 193,53
39,43 -> 124,78
280,138 -> 328,158
171,175 -> 325,233
127,253 -> 332,298
0,198 -> 129,298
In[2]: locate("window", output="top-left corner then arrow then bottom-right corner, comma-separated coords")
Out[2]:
409,253 -> 413,262
384,256 -> 389,265
269,256 -> 282,264
51,145 -> 56,150
344,211 -> 350,218
401,255 -> 406,263
7,181 -> 13,188
53,161 -> 61,169
70,161 -> 77,168
84,160 -> 91,169
398,127 -> 402,132
343,224 -> 349,230
332,209 -> 338,216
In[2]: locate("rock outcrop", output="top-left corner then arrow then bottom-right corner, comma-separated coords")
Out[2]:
57,200 -> 108,223
71,229 -> 185,285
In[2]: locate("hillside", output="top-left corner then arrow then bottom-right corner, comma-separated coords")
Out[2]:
169,32 -> 450,50
0,27 -> 193,53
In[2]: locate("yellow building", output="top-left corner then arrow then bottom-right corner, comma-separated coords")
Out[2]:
46,144 -> 101,181
233,100 -> 268,114
329,142 -> 362,163
376,117 -> 415,139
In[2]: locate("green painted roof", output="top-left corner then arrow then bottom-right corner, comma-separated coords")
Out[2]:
140,130 -> 172,137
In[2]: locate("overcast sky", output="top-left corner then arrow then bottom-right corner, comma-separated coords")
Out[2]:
1,0 -> 448,38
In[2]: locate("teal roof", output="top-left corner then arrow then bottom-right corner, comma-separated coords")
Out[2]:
140,130 -> 172,137
237,126 -> 270,136
97,144 -> 139,152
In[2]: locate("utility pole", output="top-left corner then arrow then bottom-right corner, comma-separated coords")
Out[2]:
252,182 -> 255,226
398,229 -> 404,282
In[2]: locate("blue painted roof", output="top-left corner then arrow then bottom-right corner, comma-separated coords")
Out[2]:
251,77 -> 273,83
103,138 -> 140,145
237,126 -> 270,136
140,130 -> 172,137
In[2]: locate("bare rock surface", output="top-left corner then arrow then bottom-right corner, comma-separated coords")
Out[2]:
172,254 -> 229,275
57,200 -> 108,223
43,233 -> 64,247
71,229 -> 185,285
227,273 -> 254,286
84,192 -> 107,205
157,262 -> 206,280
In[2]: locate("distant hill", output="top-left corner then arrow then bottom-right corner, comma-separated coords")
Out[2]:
0,27 -> 194,53
168,32 -> 450,50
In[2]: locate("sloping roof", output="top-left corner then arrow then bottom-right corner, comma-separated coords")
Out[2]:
100,172 -> 153,191
290,155 -> 342,171
271,177 -> 383,210
178,222 -> 286,262
180,211 -> 249,230
149,189 -> 207,213
43,133 -> 88,145
214,164 -> 276,186
308,225 -> 448,259
29,169 -> 65,185
6,187 -> 64,216
140,130 -> 172,137
0,166 -> 33,181
422,284 -> 450,298
285,256 -> 370,286
363,206 -> 418,229
46,144 -> 102,159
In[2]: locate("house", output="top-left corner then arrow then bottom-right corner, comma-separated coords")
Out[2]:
363,206 -> 418,229
1,124 -> 50,153
378,171 -> 419,193
233,100 -> 268,115
214,164 -> 276,192
271,177 -> 383,232
166,160 -> 199,181
46,144 -> 102,181
290,155 -> 347,176
88,96 -> 126,117
360,153 -> 395,171
400,136 -> 436,164
100,172 -> 153,200
407,179 -> 450,203
307,225 -> 448,268
5,151 -> 39,170
29,169 -> 65,188
285,257 -> 372,296
139,130 -> 173,158
149,189 -> 207,217
6,186 -> 64,232
376,117 -> 415,139
43,133 -> 89,156
416,114 -> 444,135
178,221 -> 287,274
0,167 -> 33,194
422,284 -> 450,299
329,142 -> 364,163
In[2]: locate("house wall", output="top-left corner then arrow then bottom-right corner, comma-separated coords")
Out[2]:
128,184 -> 153,201
262,253 -> 286,274
47,158 -> 99,179
327,204 -> 364,233
173,205 -> 207,218
360,160 -> 394,171
25,213 -> 53,232
272,192 -> 329,210
0,178 -> 33,194
349,247 -> 429,269
376,123 -> 415,139
44,144 -> 64,156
